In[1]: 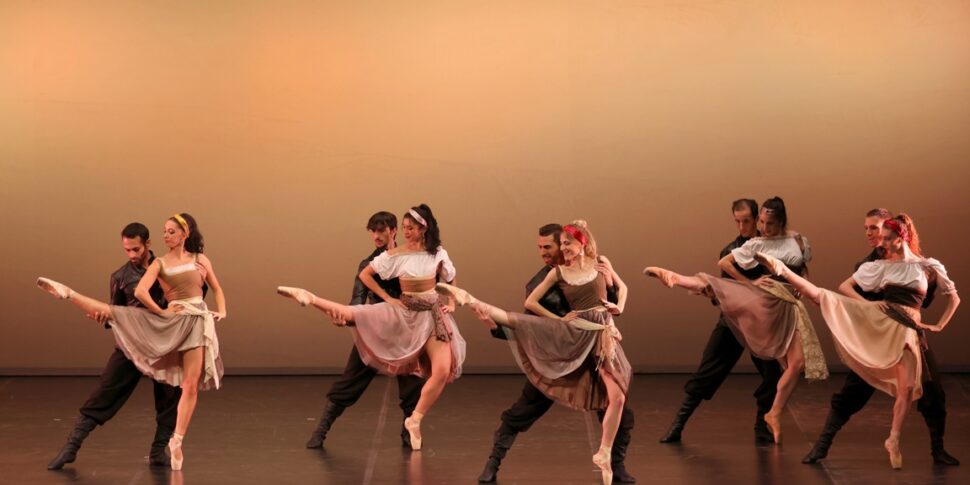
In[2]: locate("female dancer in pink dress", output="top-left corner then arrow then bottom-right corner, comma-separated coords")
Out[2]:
437,221 -> 630,485
755,214 -> 960,469
277,204 -> 465,451
36,213 -> 226,470
643,197 -> 828,445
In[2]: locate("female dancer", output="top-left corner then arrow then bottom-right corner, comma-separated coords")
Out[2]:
755,214 -> 959,469
643,197 -> 828,444
277,204 -> 465,451
36,213 -> 226,470
437,221 -> 630,485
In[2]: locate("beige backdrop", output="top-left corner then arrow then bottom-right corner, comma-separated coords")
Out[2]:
2,1 -> 968,374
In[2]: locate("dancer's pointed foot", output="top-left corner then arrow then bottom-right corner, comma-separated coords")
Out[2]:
435,283 -> 478,306
764,412 -> 782,445
168,433 -> 184,471
37,277 -> 74,300
404,413 -> 423,451
592,446 -> 613,485
885,434 -> 903,469
277,286 -> 315,307
643,267 -> 676,288
754,252 -> 786,277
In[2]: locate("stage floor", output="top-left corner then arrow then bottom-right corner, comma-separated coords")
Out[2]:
1,374 -> 967,484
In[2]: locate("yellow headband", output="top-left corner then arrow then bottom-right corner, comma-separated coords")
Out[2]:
172,214 -> 190,236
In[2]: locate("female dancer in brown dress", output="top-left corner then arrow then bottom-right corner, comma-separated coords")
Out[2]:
36,213 -> 226,470
438,221 -> 630,485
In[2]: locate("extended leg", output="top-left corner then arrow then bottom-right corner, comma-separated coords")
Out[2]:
764,332 -> 805,445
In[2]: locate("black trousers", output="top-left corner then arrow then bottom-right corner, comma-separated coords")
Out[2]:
497,380 -> 635,450
683,318 -> 783,414
830,345 -> 946,425
326,346 -> 425,417
79,348 -> 181,428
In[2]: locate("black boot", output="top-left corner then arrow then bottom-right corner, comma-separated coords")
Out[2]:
659,395 -> 701,443
754,411 -> 774,444
802,412 -> 845,464
928,416 -> 960,466
611,426 -> 636,483
47,415 -> 98,470
306,401 -> 345,449
148,424 -> 174,467
478,429 -> 517,482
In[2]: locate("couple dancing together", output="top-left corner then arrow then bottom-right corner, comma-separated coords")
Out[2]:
277,205 -> 632,485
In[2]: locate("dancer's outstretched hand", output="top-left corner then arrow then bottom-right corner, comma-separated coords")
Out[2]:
601,300 -> 622,316
324,308 -> 348,326
86,311 -> 110,325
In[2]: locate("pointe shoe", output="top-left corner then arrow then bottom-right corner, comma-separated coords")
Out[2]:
404,416 -> 423,451
168,433 -> 184,471
592,446 -> 613,485
277,286 -> 315,307
764,412 -> 782,445
435,283 -> 478,306
753,252 -> 786,277
643,267 -> 676,288
36,277 -> 74,300
885,435 -> 903,469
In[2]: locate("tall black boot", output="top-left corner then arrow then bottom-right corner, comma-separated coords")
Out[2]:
611,425 -> 636,483
927,416 -> 960,466
754,411 -> 774,444
802,412 -> 845,464
148,424 -> 174,467
47,415 -> 98,470
659,395 -> 701,443
478,429 -> 517,482
306,401 -> 346,449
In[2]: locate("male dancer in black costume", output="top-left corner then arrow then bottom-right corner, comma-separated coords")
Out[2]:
48,222 -> 180,470
305,211 -> 426,449
802,208 -> 959,465
477,223 -> 636,483
658,199 -> 783,444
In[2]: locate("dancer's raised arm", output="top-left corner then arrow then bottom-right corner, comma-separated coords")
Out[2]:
837,277 -> 868,302
134,261 -> 167,316
360,265 -> 404,309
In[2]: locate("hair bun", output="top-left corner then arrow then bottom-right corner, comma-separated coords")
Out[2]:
570,219 -> 588,229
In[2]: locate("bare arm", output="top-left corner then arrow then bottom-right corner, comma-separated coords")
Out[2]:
600,256 -> 627,313
837,277 -> 869,302
524,270 -> 561,319
920,293 -> 960,332
718,253 -> 755,286
135,261 -> 167,315
359,265 -> 398,303
198,254 -> 226,320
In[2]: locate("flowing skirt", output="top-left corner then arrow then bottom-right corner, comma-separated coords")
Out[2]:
698,274 -> 828,381
110,297 -> 223,390
504,309 -> 631,411
350,292 -> 466,382
818,290 -> 923,399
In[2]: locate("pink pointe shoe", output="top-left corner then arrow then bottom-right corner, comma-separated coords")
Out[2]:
764,412 -> 782,444
643,267 -> 676,288
435,283 -> 478,307
404,414 -> 423,451
885,433 -> 903,469
168,433 -> 184,471
276,286 -> 315,307
592,446 -> 613,485
36,277 -> 74,300
753,252 -> 787,277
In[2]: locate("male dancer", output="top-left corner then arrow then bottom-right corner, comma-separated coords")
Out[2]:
305,211 -> 426,449
477,224 -> 636,483
802,208 -> 959,465
658,199 -> 783,444
48,222 -> 180,470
